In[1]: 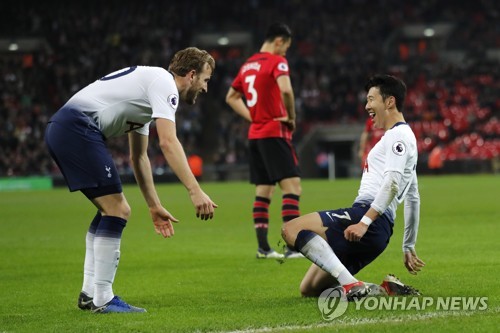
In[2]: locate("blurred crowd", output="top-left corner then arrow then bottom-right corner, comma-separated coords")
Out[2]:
1,0 -> 499,177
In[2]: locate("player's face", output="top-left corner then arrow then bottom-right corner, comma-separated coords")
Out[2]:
183,63 -> 212,105
365,87 -> 387,129
276,38 -> 292,56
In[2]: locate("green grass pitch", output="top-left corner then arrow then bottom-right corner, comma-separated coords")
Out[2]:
1,175 -> 499,332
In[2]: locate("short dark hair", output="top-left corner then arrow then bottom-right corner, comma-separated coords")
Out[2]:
168,47 -> 215,76
265,22 -> 292,42
365,74 -> 407,112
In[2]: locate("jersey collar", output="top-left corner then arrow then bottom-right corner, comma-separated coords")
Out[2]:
390,121 -> 408,129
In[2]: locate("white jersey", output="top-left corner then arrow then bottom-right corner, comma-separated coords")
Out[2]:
354,122 -> 418,220
64,66 -> 178,138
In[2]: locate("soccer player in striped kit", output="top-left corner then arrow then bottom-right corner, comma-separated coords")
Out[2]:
226,23 -> 303,259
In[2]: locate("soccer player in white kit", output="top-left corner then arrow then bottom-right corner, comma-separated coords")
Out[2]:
45,47 -> 218,313
281,75 -> 425,300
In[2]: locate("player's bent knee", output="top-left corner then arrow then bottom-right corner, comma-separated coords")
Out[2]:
92,193 -> 131,220
281,223 -> 296,248
117,201 -> 131,220
294,184 -> 302,196
102,201 -> 131,220
112,197 -> 131,220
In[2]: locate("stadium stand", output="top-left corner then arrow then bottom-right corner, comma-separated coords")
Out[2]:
1,0 -> 498,178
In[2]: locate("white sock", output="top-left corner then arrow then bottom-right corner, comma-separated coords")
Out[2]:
81,232 -> 95,297
337,268 -> 357,286
299,233 -> 358,285
93,236 -> 121,307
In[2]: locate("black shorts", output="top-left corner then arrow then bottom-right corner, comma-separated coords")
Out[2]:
318,203 -> 393,275
44,107 -> 122,199
248,138 -> 301,185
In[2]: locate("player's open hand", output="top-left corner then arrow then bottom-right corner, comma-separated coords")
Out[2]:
344,222 -> 369,242
149,206 -> 179,238
404,249 -> 425,275
189,189 -> 218,221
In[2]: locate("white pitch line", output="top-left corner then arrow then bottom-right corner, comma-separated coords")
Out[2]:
211,307 -> 499,333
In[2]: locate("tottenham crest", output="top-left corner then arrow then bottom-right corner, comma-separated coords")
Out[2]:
392,141 -> 406,156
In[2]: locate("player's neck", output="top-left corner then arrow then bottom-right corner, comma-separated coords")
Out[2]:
260,42 -> 278,55
384,112 -> 406,130
173,74 -> 190,92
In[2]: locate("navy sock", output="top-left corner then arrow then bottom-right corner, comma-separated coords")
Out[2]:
88,211 -> 102,235
95,216 -> 127,238
294,230 -> 316,251
93,216 -> 127,306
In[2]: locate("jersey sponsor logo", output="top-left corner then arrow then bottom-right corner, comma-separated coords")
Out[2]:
392,141 -> 406,156
168,94 -> 179,109
277,62 -> 289,72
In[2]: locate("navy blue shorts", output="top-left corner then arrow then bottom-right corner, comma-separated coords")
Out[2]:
318,203 -> 393,275
248,138 -> 301,185
44,107 -> 122,198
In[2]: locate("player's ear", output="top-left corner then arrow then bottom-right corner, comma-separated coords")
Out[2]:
386,96 -> 395,108
188,69 -> 196,81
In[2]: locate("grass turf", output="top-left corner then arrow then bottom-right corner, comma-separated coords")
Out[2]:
0,175 -> 499,332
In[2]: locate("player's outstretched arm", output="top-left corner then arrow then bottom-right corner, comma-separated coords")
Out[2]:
129,131 -> 178,237
403,175 -> 424,274
156,118 -> 218,220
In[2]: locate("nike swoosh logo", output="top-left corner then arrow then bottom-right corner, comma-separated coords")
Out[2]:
397,182 -> 411,201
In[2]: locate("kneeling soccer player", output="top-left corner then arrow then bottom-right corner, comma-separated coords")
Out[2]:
281,74 -> 425,300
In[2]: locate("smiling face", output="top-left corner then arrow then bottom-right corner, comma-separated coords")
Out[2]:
365,86 -> 393,130
181,62 -> 212,105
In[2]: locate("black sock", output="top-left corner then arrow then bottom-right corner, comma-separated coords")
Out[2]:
282,194 -> 300,252
253,196 -> 271,251
282,193 -> 300,223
